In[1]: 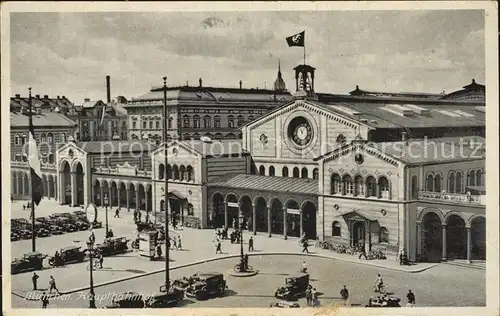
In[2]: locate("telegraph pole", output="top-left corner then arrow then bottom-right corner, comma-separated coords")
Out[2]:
162,77 -> 170,289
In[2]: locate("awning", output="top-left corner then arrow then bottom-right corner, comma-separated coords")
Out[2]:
338,210 -> 378,222
161,190 -> 187,200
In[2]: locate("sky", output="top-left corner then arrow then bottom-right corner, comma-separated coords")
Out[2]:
10,10 -> 485,103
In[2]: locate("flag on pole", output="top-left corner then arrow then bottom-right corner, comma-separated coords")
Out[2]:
286,31 -> 305,47
28,111 -> 44,206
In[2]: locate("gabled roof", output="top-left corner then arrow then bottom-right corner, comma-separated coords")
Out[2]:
207,173 -> 318,195
10,111 -> 77,128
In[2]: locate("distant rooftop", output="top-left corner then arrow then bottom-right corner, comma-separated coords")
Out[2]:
11,111 -> 77,128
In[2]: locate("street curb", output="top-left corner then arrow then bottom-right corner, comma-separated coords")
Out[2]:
12,251 -> 436,298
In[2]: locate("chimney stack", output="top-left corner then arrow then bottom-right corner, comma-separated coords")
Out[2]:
15,94 -> 20,98
106,75 -> 111,103
199,77 -> 202,89
44,95 -> 49,99
35,94 -> 40,98
239,80 -> 242,89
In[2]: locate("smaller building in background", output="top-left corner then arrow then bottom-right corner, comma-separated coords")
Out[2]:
10,94 -> 75,115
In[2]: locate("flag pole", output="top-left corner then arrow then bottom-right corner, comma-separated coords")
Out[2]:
303,41 -> 306,66
162,76 -> 170,291
28,87 -> 36,252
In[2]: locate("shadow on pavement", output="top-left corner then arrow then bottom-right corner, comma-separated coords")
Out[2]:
221,289 -> 238,298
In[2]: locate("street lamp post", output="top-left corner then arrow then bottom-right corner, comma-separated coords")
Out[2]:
86,238 -> 96,308
104,194 -> 109,234
239,213 -> 245,272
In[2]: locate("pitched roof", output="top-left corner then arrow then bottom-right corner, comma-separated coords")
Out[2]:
10,95 -> 74,110
75,140 -> 157,154
10,111 -> 77,128
207,173 -> 318,195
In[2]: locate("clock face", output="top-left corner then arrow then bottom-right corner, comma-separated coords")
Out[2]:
288,116 -> 313,147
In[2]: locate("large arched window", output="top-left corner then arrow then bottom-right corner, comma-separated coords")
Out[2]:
293,167 -> 300,178
41,133 -> 47,143
434,174 -> 442,192
168,117 -> 173,129
468,170 -> 476,186
411,175 -> 418,198
183,115 -> 190,128
179,165 -> 186,181
378,177 -> 389,198
173,165 -> 180,180
187,203 -> 194,216
159,164 -> 165,180
203,115 -> 211,128
332,221 -> 341,237
214,116 -> 221,128
354,175 -> 364,196
379,227 -> 389,243
259,165 -> 265,176
269,166 -> 275,176
187,166 -> 194,182
22,134 -> 27,145
367,176 -> 377,197
193,115 -> 200,128
237,115 -> 245,127
48,153 -> 54,164
342,175 -> 353,195
61,133 -> 67,143
47,133 -> 53,143
313,168 -> 319,180
282,167 -> 289,177
301,167 -> 308,179
227,115 -> 235,128
426,174 -> 434,191
166,164 -> 172,179
448,171 -> 456,193
15,153 -> 21,161
476,170 -> 483,186
331,174 -> 341,194
455,172 -> 463,193
14,134 -> 20,145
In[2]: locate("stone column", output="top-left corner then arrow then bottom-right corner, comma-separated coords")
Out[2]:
267,206 -> 272,237
466,226 -> 472,264
70,171 -> 77,206
252,204 -> 257,235
47,177 -> 52,200
54,178 -> 58,201
117,187 -> 121,208
100,186 -> 104,207
145,187 -> 150,213
299,209 -> 304,238
416,221 -> 422,259
135,187 -> 140,211
367,220 -> 372,252
13,174 -> 18,196
283,207 -> 288,240
224,200 -> 228,228
441,225 -> 447,261
126,188 -> 130,212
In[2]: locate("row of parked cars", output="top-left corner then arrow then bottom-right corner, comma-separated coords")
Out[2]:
11,211 -> 103,241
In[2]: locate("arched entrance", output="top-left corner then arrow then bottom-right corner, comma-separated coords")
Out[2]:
74,162 -> 84,205
138,184 -> 146,210
270,198 -> 283,235
351,221 -> 365,247
93,180 -> 101,205
129,183 -> 136,208
226,193 -> 239,230
239,195 -> 253,231
302,201 -> 317,240
446,215 -> 467,259
254,196 -> 268,233
146,185 -> 152,212
110,182 -> 118,207
61,161 -> 71,204
42,174 -> 48,198
422,212 -> 443,262
24,173 -> 30,196
119,183 -> 127,207
285,199 -> 300,237
49,175 -> 55,198
102,181 -> 109,207
211,192 -> 225,228
11,172 -> 17,196
471,216 -> 486,260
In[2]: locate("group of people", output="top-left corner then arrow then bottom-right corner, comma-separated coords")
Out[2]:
212,226 -> 255,254
305,285 -> 319,306
155,235 -> 183,259
399,249 -> 411,265
31,273 -> 58,308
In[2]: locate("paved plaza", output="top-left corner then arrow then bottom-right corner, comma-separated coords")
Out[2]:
10,199 -> 486,308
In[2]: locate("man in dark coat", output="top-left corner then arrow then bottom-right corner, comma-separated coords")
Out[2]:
32,272 -> 39,290
406,289 -> 416,306
340,285 -> 349,306
248,236 -> 254,252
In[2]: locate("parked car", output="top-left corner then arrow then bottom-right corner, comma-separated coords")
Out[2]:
105,292 -> 145,308
274,273 -> 310,301
17,229 -> 33,239
172,272 -> 204,291
91,221 -> 103,229
75,219 -> 90,231
49,225 -> 65,235
145,285 -> 184,308
54,217 -> 77,232
35,225 -> 51,237
184,272 -> 227,300
11,252 -> 47,274
366,295 -> 401,307
95,237 -> 129,256
11,231 -> 21,241
270,301 -> 301,308
48,246 -> 86,266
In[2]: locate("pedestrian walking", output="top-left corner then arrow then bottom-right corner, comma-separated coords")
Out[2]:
406,290 -> 416,307
215,241 -> 222,254
340,285 -> 350,306
213,229 -> 218,242
177,236 -> 182,250
358,246 -> 368,259
305,285 -> 312,306
41,292 -> 49,308
145,212 -> 150,223
23,204 -> 26,211
172,237 -> 178,250
248,236 -> 254,252
89,231 -> 96,244
98,252 -> 104,268
32,272 -> 39,290
172,217 -> 177,230
138,211 -> 142,222
156,244 -> 162,259
311,287 -> 319,306
114,208 -> 120,218
48,276 -> 58,294
302,240 -> 309,253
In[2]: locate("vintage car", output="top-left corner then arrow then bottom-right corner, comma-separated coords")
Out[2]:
12,218 -> 29,226
270,301 -> 301,308
366,295 -> 401,307
145,285 -> 184,308
53,217 -> 78,232
48,246 -> 86,266
17,229 -> 33,239
184,272 -> 227,300
11,252 -> 47,274
74,219 -> 90,231
91,220 -> 103,229
35,217 -> 51,224
105,292 -> 145,308
172,273 -> 203,291
11,231 -> 21,241
49,225 -> 65,235
95,237 -> 130,256
35,225 -> 51,237
274,273 -> 310,301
